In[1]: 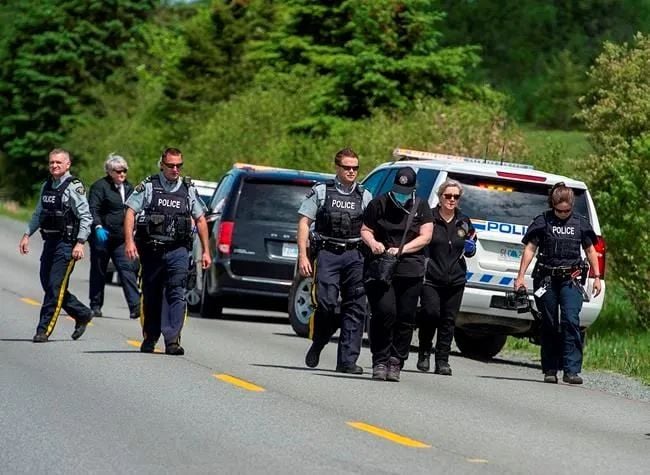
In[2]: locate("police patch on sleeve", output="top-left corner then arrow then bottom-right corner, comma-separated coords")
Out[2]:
75,185 -> 85,195
135,181 -> 146,193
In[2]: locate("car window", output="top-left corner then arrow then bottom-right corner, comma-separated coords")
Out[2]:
415,168 -> 439,200
362,169 -> 389,196
236,181 -> 312,223
375,168 -> 398,196
448,173 -> 590,225
209,175 -> 233,214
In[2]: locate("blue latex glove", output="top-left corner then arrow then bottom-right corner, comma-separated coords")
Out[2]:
95,227 -> 109,244
464,238 -> 476,255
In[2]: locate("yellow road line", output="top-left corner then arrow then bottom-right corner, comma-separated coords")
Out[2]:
65,316 -> 94,326
346,422 -> 431,448
213,374 -> 266,392
20,297 -> 41,306
127,339 -> 162,353
467,458 -> 489,464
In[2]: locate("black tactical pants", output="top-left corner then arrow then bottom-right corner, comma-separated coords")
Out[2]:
418,283 -> 465,364
310,248 -> 366,367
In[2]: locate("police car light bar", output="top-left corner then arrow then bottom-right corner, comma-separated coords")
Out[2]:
392,148 -> 535,170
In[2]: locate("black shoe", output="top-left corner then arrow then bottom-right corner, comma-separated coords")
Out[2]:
90,307 -> 102,318
305,343 -> 323,368
71,319 -> 90,340
562,373 -> 583,384
386,357 -> 401,382
140,339 -> 156,353
32,333 -> 48,343
434,362 -> 452,376
544,371 -> 558,384
129,309 -> 140,319
336,364 -> 363,375
165,343 -> 185,355
416,351 -> 431,372
372,364 -> 388,381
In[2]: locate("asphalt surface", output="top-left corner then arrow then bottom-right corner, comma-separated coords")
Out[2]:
1,216 -> 648,474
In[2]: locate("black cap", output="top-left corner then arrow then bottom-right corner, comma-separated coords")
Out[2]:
392,167 -> 416,194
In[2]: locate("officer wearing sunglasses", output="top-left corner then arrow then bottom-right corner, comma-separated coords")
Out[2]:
124,148 -> 211,355
515,182 -> 602,385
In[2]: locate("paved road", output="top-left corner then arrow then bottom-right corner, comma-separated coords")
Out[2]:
1,216 -> 648,474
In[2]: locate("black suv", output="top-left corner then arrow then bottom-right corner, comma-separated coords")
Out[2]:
199,163 -> 334,318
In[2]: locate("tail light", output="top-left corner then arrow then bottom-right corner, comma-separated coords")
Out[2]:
590,235 -> 606,278
217,221 -> 234,255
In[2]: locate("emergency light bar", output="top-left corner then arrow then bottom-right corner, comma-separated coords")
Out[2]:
392,148 -> 535,170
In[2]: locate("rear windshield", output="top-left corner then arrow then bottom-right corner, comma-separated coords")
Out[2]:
236,180 -> 312,223
448,173 -> 590,225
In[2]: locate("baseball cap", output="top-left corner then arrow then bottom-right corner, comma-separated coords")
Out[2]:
392,167 -> 416,194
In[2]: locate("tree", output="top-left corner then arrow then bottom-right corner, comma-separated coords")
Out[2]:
0,0 -> 156,199
249,0 -> 483,133
578,33 -> 650,325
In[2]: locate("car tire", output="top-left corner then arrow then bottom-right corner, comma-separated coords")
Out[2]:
288,274 -> 313,338
199,270 -> 223,318
454,328 -> 507,360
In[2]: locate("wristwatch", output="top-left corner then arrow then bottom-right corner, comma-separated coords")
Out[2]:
593,275 -> 600,279
76,238 -> 86,245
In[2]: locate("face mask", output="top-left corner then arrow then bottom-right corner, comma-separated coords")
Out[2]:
391,191 -> 412,206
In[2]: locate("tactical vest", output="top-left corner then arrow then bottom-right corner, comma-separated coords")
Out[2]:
39,176 -> 79,242
315,182 -> 364,240
536,210 -> 583,267
136,175 -> 192,247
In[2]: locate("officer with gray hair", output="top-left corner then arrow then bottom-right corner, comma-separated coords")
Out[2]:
88,153 -> 140,319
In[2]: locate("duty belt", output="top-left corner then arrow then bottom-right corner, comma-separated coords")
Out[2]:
321,239 -> 361,253
537,264 -> 579,278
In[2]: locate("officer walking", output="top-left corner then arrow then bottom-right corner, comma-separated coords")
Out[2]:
297,148 -> 372,374
88,153 -> 140,319
124,148 -> 211,355
18,148 -> 93,342
515,182 -> 602,384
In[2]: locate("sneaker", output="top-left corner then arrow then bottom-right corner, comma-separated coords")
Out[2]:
386,357 -> 401,382
305,343 -> 323,368
372,364 -> 388,381
140,339 -> 156,353
32,333 -> 48,343
416,351 -> 431,372
165,343 -> 185,355
71,320 -> 90,340
336,364 -> 363,375
543,371 -> 558,384
434,362 -> 453,376
90,307 -> 102,319
129,309 -> 140,319
562,373 -> 583,385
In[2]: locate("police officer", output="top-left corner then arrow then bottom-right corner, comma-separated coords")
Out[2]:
124,148 -> 211,355
297,148 -> 372,373
515,182 -> 602,384
18,148 -> 93,342
88,153 -> 140,319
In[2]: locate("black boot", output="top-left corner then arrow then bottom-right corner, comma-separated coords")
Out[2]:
434,361 -> 452,376
416,351 -> 431,372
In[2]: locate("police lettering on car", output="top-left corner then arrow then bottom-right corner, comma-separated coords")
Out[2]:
19,148 -> 94,343
124,148 -> 212,355
515,182 -> 602,385
297,148 -> 372,374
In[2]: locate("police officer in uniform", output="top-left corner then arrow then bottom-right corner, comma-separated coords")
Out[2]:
124,148 -> 211,355
88,153 -> 140,319
19,148 -> 93,342
515,182 -> 602,384
297,148 -> 372,373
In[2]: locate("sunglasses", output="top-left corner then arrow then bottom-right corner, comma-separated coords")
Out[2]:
162,162 -> 183,170
113,169 -> 127,174
337,164 -> 359,172
443,193 -> 461,200
553,207 -> 572,214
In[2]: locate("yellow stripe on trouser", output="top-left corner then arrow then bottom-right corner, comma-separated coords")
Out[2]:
308,259 -> 318,340
136,263 -> 144,327
46,259 -> 76,336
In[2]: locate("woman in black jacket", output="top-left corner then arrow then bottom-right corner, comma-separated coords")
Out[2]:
417,179 -> 476,376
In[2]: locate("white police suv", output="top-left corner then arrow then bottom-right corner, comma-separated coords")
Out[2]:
289,148 -> 606,359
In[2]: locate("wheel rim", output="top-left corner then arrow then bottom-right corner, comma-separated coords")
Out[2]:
293,277 -> 314,325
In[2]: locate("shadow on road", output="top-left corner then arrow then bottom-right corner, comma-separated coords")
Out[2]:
83,350 -> 143,354
189,311 -> 287,326
477,375 -> 546,384
0,338 -> 65,343
251,363 -> 332,372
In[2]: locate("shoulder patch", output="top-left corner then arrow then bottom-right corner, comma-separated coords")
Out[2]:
75,185 -> 85,195
135,178 -> 150,193
306,189 -> 315,198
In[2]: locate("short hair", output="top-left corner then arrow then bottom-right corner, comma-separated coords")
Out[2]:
334,148 -> 358,165
49,148 -> 71,162
548,182 -> 574,208
104,153 -> 128,174
158,147 -> 183,167
437,179 -> 463,198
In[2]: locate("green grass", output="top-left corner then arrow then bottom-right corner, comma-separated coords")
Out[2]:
0,201 -> 32,222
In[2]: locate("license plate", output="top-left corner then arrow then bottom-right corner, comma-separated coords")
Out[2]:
498,247 -> 522,261
282,242 -> 298,258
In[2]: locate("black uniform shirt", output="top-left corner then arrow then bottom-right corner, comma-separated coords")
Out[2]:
363,194 -> 433,278
88,175 -> 134,240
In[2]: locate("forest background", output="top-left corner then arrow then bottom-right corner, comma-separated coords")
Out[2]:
0,0 -> 648,382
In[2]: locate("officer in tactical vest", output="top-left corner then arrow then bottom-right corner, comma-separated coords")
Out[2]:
515,182 -> 602,385
124,148 -> 211,355
297,148 -> 373,374
19,148 -> 94,342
